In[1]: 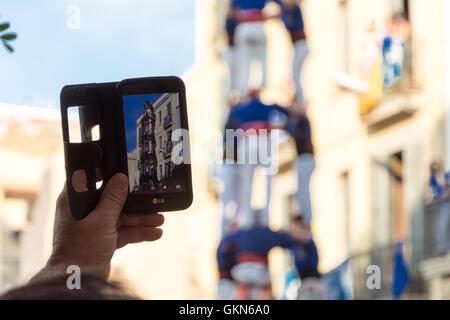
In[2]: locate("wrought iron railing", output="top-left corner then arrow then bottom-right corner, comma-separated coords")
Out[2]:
163,115 -> 172,129
350,244 -> 395,299
423,197 -> 450,260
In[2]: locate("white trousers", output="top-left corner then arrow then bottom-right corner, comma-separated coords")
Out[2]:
219,163 -> 241,235
231,263 -> 271,286
294,153 -> 316,224
220,163 -> 273,234
293,39 -> 309,105
220,133 -> 277,234
222,46 -> 238,93
234,22 -> 267,94
236,164 -> 273,229
217,279 -> 237,300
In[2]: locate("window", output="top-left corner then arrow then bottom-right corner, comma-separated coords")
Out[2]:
159,110 -> 162,124
167,102 -> 172,116
392,0 -> 409,19
388,152 -> 406,241
167,130 -> 172,141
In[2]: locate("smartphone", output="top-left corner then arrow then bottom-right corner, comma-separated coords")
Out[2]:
117,77 -> 193,214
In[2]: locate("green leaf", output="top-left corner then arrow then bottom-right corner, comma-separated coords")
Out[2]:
2,40 -> 14,53
0,22 -> 10,32
1,32 -> 17,41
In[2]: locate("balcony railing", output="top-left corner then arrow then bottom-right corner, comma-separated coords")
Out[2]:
358,40 -> 420,133
350,245 -> 395,299
162,141 -> 173,159
163,115 -> 172,129
424,197 -> 450,260
350,242 -> 426,300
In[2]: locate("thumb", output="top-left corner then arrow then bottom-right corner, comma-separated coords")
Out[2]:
91,173 -> 128,221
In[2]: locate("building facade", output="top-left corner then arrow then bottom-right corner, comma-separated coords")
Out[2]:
152,93 -> 181,183
299,0 -> 450,299
133,100 -> 158,192
129,93 -> 182,193
0,103 -> 63,292
200,0 -> 450,299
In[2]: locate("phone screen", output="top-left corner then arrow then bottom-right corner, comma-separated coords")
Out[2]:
123,92 -> 185,194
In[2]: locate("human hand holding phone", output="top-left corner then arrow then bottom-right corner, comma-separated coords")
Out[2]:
61,77 -> 192,220
31,172 -> 164,283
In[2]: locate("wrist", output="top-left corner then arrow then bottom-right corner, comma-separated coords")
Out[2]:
47,250 -> 111,280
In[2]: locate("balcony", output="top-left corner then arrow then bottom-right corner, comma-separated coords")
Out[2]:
361,93 -> 421,134
350,245 -> 395,299
347,198 -> 449,299
350,243 -> 426,299
357,40 -> 422,133
423,198 -> 450,260
163,115 -> 172,129
162,141 -> 173,159
420,198 -> 450,299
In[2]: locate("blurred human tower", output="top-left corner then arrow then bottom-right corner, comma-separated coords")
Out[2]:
218,0 -> 319,300
221,0 -> 314,234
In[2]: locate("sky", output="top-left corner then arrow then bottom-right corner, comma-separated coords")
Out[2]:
0,0 -> 195,109
123,93 -> 164,153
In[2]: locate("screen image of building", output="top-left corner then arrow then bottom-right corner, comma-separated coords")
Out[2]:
128,93 -> 182,193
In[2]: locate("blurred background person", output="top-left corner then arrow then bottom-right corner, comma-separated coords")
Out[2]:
359,8 -> 384,114
216,222 -> 238,299
286,101 -> 315,227
216,246 -> 237,299
229,0 -> 274,94
277,0 -> 309,106
223,5 -> 238,92
222,89 -> 289,231
219,92 -> 243,236
429,160 -> 450,201
429,160 -> 450,255
289,216 -> 319,281
282,215 -> 324,300
382,13 -> 411,88
216,217 -> 304,300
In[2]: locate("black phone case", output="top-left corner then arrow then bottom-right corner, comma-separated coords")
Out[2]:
60,82 -> 125,220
